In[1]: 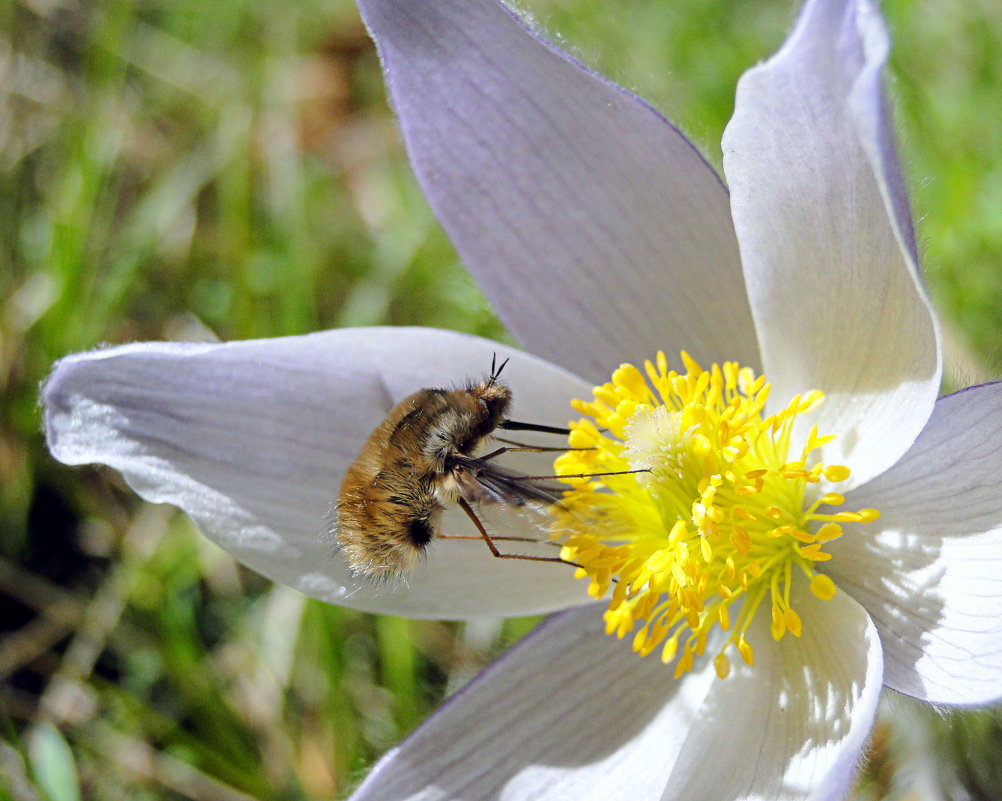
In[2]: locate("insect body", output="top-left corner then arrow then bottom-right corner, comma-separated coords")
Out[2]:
333,359 -> 569,578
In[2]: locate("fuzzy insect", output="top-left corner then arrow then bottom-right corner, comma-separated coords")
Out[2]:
332,357 -> 579,578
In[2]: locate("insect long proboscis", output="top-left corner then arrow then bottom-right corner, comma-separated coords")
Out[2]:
331,356 -> 644,579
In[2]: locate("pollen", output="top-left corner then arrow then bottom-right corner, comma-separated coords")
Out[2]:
552,352 -> 879,678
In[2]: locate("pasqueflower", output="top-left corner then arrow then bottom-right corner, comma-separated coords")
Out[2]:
43,0 -> 1002,798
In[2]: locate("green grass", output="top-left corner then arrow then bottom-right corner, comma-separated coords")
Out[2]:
3,0 -> 1002,798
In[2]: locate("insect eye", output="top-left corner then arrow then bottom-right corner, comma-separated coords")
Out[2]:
480,396 -> 504,420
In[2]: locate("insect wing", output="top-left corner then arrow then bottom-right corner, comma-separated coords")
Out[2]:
451,454 -> 566,507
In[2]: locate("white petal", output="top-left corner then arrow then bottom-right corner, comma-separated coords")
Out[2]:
351,606 -> 718,801
662,583 -> 882,801
358,0 -> 759,381
722,0 -> 940,488
350,582 -> 882,801
43,327 -> 594,618
831,382 -> 1002,704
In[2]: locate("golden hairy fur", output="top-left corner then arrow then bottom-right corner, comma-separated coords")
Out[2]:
333,378 -> 512,578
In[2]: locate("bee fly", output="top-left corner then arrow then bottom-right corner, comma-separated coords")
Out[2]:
332,356 -> 626,579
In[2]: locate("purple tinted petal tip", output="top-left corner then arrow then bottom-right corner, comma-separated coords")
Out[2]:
358,0 -> 759,380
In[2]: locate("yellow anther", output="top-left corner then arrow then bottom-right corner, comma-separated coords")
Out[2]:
810,574 -> 837,600
799,391 -> 825,412
594,385 -> 618,406
700,536 -> 713,562
815,523 -> 843,542
737,638 -> 755,666
691,433 -> 712,456
612,363 -> 650,399
556,353 -> 878,680
674,645 -> 695,678
823,465 -> 851,482
857,508 -> 881,523
660,637 -> 678,665
714,652 -> 731,679
790,529 -> 816,544
730,527 -> 752,554
616,399 -> 639,422
785,608 -> 802,638
680,351 -> 702,375
806,430 -> 836,450
771,605 -> 786,640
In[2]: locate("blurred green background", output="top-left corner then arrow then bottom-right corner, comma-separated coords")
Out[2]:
3,0 -> 1002,798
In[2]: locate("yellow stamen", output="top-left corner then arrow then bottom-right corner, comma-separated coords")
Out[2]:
552,352 -> 879,679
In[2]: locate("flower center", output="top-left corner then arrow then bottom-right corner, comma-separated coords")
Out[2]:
552,352 -> 879,679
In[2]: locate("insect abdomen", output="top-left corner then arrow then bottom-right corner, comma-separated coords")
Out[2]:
334,463 -> 441,577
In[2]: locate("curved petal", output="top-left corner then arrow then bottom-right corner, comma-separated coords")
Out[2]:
722,0 -> 940,488
358,0 -> 759,382
42,327 -> 594,618
350,582 -> 881,801
351,606 -> 717,801
662,583 -> 882,801
831,382 -> 1002,705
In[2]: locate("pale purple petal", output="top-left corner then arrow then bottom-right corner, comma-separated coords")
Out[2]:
722,0 -> 940,488
351,606 -> 718,801
350,583 -> 881,801
43,327 -> 594,618
832,383 -> 1002,704
358,0 -> 759,382
661,584 -> 882,801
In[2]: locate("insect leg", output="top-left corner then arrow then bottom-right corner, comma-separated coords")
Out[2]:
438,534 -> 560,546
456,498 -> 580,568
486,437 -> 596,455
